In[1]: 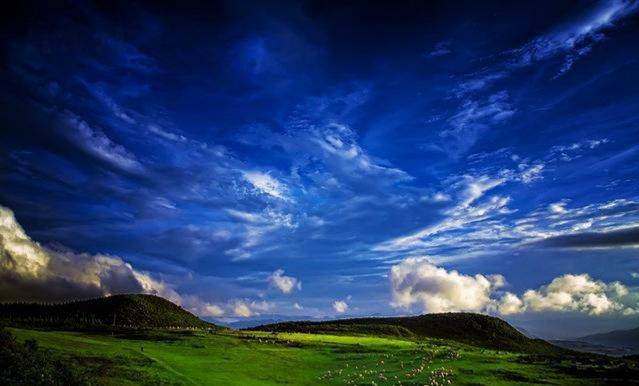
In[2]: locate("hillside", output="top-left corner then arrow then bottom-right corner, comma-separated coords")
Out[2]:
249,312 -> 565,354
576,326 -> 639,353
0,294 -> 219,330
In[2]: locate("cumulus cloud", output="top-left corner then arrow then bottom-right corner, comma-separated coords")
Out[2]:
389,257 -> 639,316
333,300 -> 349,313
502,274 -> 638,316
233,301 -> 253,317
268,269 -> 301,294
390,257 -> 506,313
243,171 -> 290,201
0,205 -> 223,317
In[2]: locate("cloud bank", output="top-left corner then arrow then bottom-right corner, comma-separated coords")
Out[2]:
0,205 -> 223,317
390,257 -> 639,316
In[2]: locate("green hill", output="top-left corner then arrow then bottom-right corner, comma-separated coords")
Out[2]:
249,312 -> 564,354
0,294 -> 219,330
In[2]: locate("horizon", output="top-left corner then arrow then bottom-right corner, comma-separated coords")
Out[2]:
1,0 -> 639,340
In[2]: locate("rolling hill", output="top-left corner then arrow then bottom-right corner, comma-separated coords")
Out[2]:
248,312 -> 565,354
0,294 -> 219,330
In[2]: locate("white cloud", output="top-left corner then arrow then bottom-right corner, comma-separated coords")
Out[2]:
333,300 -> 349,313
389,257 -> 639,316
313,123 -> 413,183
631,272 -> 639,279
243,171 -> 290,201
501,274 -> 638,316
442,91 -> 516,156
180,295 -> 225,317
517,163 -> 545,184
511,1 -> 638,75
231,299 -> 273,317
548,201 -> 568,214
226,209 -> 263,223
63,111 -> 144,173
548,138 -> 610,162
293,302 -> 304,310
422,192 -> 452,203
268,269 -> 301,294
233,301 -> 253,317
224,208 -> 296,261
390,257 -> 505,313
375,175 -> 508,252
250,300 -> 273,312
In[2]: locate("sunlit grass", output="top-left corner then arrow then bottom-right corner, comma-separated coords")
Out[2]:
9,328 -> 612,385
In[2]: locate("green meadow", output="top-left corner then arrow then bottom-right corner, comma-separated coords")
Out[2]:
8,328 -> 630,385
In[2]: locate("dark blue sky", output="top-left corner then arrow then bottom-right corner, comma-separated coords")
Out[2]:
1,0 -> 638,337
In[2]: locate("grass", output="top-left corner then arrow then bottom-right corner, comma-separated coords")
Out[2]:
8,328 -> 637,385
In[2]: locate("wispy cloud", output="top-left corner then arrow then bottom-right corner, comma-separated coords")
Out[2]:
509,0 -> 639,76
62,111 -> 144,174
243,171 -> 291,201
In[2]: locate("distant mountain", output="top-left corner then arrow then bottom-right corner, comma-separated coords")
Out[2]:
575,326 -> 639,353
224,315 -> 317,329
550,340 -> 633,357
248,312 -> 565,354
0,294 -> 221,330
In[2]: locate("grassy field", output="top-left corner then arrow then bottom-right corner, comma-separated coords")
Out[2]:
8,328 -> 635,385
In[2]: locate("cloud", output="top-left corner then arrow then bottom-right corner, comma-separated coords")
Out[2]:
422,192 -> 452,203
243,171 -> 290,201
516,162 -> 545,184
427,40 -> 451,57
332,300 -> 349,313
375,175 -> 509,252
390,257 -> 505,313
547,138 -> 610,162
310,123 -> 413,184
268,269 -> 301,294
233,301 -> 253,317
62,111 -> 144,173
389,257 -> 639,316
548,201 -> 568,214
238,121 -> 412,190
181,295 -> 225,317
534,226 -> 639,249
438,0 -> 636,156
510,0 -> 639,75
502,274 -> 638,316
293,302 -> 303,310
0,205 -> 223,317
441,91 -> 516,156
231,299 -> 273,317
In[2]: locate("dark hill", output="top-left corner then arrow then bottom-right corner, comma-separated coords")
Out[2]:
576,326 -> 639,353
249,312 -> 564,354
0,294 -> 219,330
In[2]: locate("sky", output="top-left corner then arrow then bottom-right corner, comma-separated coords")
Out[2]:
1,0 -> 639,338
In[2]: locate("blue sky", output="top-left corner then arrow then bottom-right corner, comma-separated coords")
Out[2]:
1,0 -> 639,338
